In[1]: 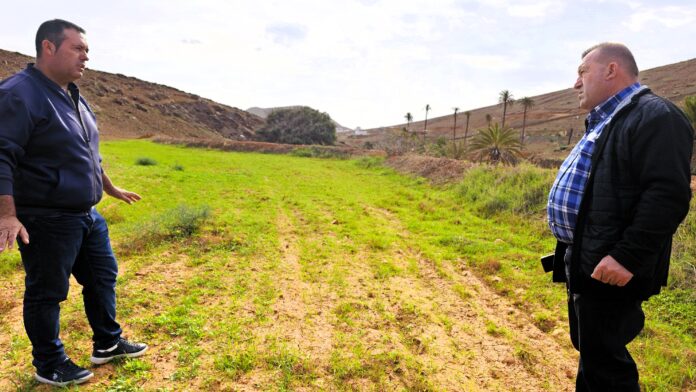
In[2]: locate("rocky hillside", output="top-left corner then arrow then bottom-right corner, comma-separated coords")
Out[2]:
1,49 -> 264,140
353,58 -> 696,159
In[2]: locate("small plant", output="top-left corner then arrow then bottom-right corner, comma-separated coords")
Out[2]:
135,157 -> 157,166
355,156 -> 384,169
172,163 -> 184,171
215,347 -> 257,380
123,204 -> 211,253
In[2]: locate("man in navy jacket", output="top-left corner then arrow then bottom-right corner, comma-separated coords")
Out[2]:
546,43 -> 692,391
0,19 -> 148,386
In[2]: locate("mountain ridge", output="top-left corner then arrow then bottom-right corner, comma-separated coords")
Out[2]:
0,49 -> 264,140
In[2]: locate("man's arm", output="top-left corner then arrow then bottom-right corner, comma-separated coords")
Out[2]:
0,195 -> 29,252
102,171 -> 141,204
601,101 -> 693,283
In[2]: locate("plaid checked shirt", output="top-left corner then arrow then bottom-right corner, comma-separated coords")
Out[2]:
547,83 -> 645,244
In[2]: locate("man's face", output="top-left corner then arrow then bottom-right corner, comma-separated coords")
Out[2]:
574,49 -> 610,111
48,28 -> 89,84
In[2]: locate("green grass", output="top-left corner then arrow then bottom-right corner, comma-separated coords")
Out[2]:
0,140 -> 692,391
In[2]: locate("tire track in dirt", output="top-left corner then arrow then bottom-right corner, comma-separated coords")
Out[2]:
366,206 -> 576,391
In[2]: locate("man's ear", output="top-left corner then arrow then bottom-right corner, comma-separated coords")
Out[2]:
41,40 -> 55,57
605,62 -> 618,80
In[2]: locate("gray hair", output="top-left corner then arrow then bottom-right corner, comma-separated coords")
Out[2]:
582,42 -> 639,77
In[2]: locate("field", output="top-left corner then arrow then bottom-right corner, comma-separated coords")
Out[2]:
0,141 -> 693,391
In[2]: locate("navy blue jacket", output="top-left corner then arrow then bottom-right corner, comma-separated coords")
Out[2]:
0,64 -> 103,214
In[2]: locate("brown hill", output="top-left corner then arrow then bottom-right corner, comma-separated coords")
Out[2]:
352,58 -> 696,159
0,49 -> 264,140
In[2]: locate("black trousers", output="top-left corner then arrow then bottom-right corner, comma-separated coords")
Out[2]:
565,249 -> 645,392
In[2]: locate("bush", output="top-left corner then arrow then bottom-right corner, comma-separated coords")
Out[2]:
457,164 -> 555,217
256,106 -> 336,145
135,157 -> 157,166
122,204 -> 211,253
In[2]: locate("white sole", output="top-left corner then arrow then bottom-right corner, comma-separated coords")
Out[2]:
34,371 -> 93,386
90,345 -> 148,365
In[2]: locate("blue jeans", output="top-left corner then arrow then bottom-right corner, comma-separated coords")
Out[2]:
18,209 -> 122,373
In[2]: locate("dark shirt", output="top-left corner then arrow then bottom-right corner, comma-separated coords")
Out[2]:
0,64 -> 103,214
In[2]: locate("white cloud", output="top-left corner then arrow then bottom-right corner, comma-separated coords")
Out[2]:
1,0 -> 695,128
624,5 -> 696,32
453,54 -> 525,71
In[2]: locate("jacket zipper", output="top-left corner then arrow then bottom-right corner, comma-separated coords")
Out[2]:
69,89 -> 99,205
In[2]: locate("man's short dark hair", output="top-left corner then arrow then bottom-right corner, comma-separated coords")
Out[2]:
582,42 -> 639,77
35,19 -> 86,58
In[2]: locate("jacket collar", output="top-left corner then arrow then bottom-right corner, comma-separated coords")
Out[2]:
25,63 -> 80,95
589,87 -> 652,169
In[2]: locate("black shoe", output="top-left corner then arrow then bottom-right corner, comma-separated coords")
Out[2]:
90,338 -> 148,365
34,358 -> 94,386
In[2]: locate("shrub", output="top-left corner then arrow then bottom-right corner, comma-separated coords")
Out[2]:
256,106 -> 336,145
122,204 -> 211,253
135,157 -> 157,166
457,164 -> 555,217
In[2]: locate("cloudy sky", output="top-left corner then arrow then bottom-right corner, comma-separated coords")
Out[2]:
2,0 -> 695,129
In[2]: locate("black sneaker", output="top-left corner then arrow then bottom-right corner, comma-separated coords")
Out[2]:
34,358 -> 94,386
90,338 -> 148,365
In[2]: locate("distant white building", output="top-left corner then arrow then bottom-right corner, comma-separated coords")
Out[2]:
353,127 -> 368,136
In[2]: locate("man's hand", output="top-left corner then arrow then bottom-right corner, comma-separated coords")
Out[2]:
0,215 -> 29,252
105,186 -> 141,205
102,171 -> 141,204
591,255 -> 633,286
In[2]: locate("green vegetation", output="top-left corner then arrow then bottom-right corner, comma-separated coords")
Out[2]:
0,140 -> 692,391
682,96 -> 696,128
135,157 -> 157,166
468,123 -> 523,165
256,106 -> 337,145
290,146 -> 350,159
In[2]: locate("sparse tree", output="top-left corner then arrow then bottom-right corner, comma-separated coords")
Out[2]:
519,97 -> 535,144
468,123 -> 522,165
452,107 -> 459,143
499,90 -> 515,129
463,111 -> 471,146
405,112 -> 413,132
423,104 -> 431,143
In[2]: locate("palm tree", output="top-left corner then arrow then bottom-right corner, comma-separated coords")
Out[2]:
423,104 -> 431,143
452,107 -> 459,143
468,123 -> 523,165
485,113 -> 492,126
463,111 -> 471,146
405,112 -> 413,132
498,90 -> 515,129
519,97 -> 535,144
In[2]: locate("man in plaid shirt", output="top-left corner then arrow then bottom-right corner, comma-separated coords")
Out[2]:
546,43 -> 693,391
